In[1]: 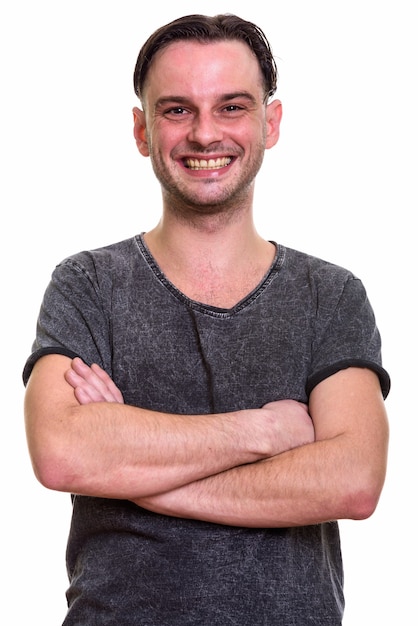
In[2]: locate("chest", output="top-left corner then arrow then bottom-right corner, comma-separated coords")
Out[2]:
109,287 -> 313,414
163,263 -> 272,309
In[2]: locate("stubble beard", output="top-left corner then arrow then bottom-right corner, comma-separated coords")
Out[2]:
149,144 -> 266,224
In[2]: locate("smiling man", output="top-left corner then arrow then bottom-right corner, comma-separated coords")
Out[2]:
23,14 -> 390,625
133,38 -> 280,220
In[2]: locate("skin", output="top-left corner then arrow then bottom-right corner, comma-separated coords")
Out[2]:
24,39 -> 389,527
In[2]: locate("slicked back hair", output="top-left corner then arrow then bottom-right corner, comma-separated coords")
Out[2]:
133,14 -> 278,104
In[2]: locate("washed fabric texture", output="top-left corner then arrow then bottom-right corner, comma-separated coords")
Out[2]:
23,234 -> 390,625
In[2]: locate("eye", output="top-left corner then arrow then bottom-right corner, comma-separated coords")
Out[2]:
220,104 -> 247,118
223,105 -> 243,112
166,107 -> 188,116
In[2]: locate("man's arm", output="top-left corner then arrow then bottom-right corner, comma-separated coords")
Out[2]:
24,354 -> 314,500
45,357 -> 389,527
135,367 -> 389,527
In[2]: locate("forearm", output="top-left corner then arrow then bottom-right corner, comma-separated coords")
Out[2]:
26,356 -> 315,500
133,441 -> 329,527
134,434 -> 382,527
28,396 -> 282,500
26,356 -> 314,502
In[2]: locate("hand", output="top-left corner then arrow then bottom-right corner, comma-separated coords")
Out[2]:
261,399 -> 315,453
64,357 -> 124,405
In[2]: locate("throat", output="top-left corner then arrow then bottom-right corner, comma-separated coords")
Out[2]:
142,231 -> 277,308
166,255 -> 275,308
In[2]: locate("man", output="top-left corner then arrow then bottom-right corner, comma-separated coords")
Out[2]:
23,14 -> 390,625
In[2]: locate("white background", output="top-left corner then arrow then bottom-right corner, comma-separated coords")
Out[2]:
1,1 -> 416,623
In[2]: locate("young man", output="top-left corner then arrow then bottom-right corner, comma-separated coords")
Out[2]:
23,14 -> 390,625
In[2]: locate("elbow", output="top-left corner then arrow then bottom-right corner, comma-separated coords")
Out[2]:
28,439 -> 77,493
346,488 -> 380,520
32,458 -> 70,493
25,406 -> 84,494
343,471 -> 386,521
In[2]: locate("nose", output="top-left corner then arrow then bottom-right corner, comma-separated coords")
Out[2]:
187,111 -> 223,147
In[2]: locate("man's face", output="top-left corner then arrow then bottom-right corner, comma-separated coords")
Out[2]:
135,39 -> 281,213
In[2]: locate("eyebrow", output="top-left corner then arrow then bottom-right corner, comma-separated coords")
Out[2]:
154,91 -> 258,110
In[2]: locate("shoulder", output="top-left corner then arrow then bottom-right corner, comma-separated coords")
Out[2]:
52,235 -> 145,281
279,244 -> 356,282
274,244 -> 372,317
60,235 -> 140,267
276,244 -> 361,298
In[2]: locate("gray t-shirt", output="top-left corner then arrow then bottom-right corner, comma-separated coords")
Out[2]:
23,235 -> 390,625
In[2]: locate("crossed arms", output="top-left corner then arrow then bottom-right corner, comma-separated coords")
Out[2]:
24,354 -> 389,527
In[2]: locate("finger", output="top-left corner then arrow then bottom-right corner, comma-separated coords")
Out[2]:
73,385 -> 99,405
69,358 -> 124,403
64,366 -> 87,389
72,358 -> 114,397
91,363 -> 124,403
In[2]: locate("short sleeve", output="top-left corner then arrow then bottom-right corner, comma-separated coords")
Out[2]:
22,256 -> 112,385
307,276 -> 390,398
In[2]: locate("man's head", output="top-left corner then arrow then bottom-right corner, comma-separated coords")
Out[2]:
133,14 -> 278,105
131,14 -> 282,218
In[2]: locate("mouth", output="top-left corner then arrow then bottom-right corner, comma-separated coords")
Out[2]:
183,157 -> 233,170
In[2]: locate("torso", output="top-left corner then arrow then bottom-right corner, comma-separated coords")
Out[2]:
29,234 -> 387,624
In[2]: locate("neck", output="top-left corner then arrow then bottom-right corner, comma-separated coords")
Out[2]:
142,203 -> 276,308
145,201 -> 266,268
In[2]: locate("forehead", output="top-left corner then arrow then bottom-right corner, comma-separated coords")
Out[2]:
144,39 -> 264,101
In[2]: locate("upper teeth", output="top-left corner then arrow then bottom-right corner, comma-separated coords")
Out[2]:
185,157 -> 232,170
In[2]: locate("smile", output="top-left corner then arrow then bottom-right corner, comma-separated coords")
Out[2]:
184,157 -> 232,170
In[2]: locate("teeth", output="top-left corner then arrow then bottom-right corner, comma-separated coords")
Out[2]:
185,157 -> 232,170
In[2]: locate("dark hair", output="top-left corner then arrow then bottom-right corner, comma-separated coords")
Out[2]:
133,14 -> 278,103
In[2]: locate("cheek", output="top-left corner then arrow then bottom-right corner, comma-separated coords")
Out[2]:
150,125 -> 177,153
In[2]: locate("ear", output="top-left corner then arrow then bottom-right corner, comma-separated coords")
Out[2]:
265,99 -> 282,150
133,106 -> 150,156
